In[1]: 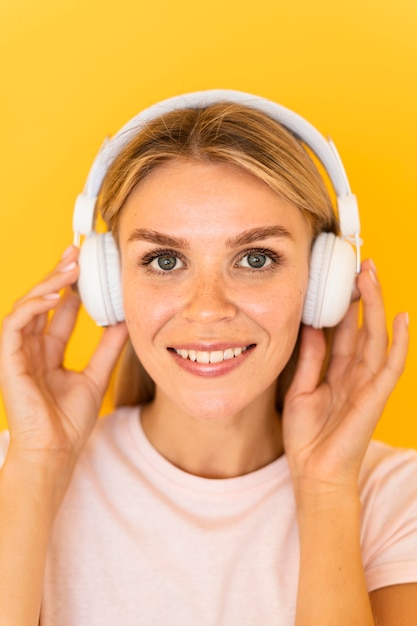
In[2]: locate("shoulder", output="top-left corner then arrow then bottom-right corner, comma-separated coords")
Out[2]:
360,439 -> 417,495
83,405 -> 141,457
93,405 -> 140,436
359,439 -> 417,518
359,440 -> 417,591
0,406 -> 140,470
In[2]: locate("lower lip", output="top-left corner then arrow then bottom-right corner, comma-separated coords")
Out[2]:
168,347 -> 254,378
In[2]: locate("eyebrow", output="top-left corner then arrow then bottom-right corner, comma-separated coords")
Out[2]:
127,229 -> 190,249
127,225 -> 293,249
226,226 -> 293,247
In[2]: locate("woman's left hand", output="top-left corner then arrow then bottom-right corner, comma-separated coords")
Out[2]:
282,259 -> 409,494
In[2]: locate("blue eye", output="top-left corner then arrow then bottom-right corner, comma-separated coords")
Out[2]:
239,252 -> 272,269
158,255 -> 176,270
149,254 -> 184,271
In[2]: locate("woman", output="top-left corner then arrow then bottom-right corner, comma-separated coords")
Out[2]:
0,91 -> 416,625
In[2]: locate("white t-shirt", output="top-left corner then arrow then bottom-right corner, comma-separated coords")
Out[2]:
1,406 -> 417,625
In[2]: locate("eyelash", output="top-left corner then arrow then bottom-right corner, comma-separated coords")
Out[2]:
138,248 -> 187,274
137,247 -> 284,275
237,247 -> 284,273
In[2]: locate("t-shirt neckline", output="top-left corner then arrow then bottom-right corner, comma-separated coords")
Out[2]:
128,406 -> 290,495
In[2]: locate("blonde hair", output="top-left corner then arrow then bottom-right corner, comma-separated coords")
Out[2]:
97,103 -> 338,410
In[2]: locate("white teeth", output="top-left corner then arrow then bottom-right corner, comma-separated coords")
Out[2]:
175,346 -> 249,363
197,351 -> 210,364
209,350 -> 224,364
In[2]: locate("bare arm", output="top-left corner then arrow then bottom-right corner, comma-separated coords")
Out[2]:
294,485 -> 377,625
370,584 -> 417,625
0,451 -> 74,625
0,247 -> 128,625
283,260 -> 413,625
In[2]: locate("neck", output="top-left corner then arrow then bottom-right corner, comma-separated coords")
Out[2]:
140,390 -> 283,479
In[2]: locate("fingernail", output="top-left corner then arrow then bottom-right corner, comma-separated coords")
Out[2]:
61,245 -> 74,260
60,261 -> 77,273
43,292 -> 61,300
405,312 -> 410,327
369,259 -> 377,274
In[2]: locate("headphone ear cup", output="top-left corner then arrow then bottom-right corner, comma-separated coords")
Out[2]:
302,232 -> 356,329
77,232 -> 124,326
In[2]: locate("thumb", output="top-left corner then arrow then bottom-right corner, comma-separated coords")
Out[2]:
83,322 -> 129,394
286,325 -> 326,400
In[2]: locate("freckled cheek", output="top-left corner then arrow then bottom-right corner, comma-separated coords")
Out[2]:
241,277 -> 308,325
122,282 -> 178,339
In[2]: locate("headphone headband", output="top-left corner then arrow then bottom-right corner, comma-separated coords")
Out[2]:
74,90 -> 362,329
73,90 -> 360,258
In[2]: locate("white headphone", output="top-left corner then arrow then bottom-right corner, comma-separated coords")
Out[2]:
73,89 -> 361,328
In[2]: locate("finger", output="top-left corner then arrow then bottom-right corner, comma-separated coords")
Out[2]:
0,294 -> 61,370
47,288 -> 82,347
83,323 -> 129,395
38,288 -> 82,369
350,274 -> 361,303
329,297 -> 360,360
356,260 -> 389,371
322,300 -> 360,386
346,313 -> 409,443
375,312 -> 409,394
286,325 -> 327,398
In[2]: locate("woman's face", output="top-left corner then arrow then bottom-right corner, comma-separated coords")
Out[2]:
118,159 -> 312,421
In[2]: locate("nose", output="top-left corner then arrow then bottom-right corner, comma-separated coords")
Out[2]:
182,273 -> 238,324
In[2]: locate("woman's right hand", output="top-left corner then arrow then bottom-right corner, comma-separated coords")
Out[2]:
0,246 -> 129,463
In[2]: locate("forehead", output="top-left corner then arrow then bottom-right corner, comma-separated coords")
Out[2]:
118,159 -> 312,243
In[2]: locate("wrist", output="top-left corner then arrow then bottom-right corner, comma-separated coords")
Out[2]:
293,478 -> 361,517
2,446 -> 78,513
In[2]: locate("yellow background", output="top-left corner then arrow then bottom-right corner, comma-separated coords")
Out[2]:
0,0 -> 416,448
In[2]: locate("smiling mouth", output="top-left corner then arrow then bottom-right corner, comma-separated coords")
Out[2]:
169,345 -> 255,364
